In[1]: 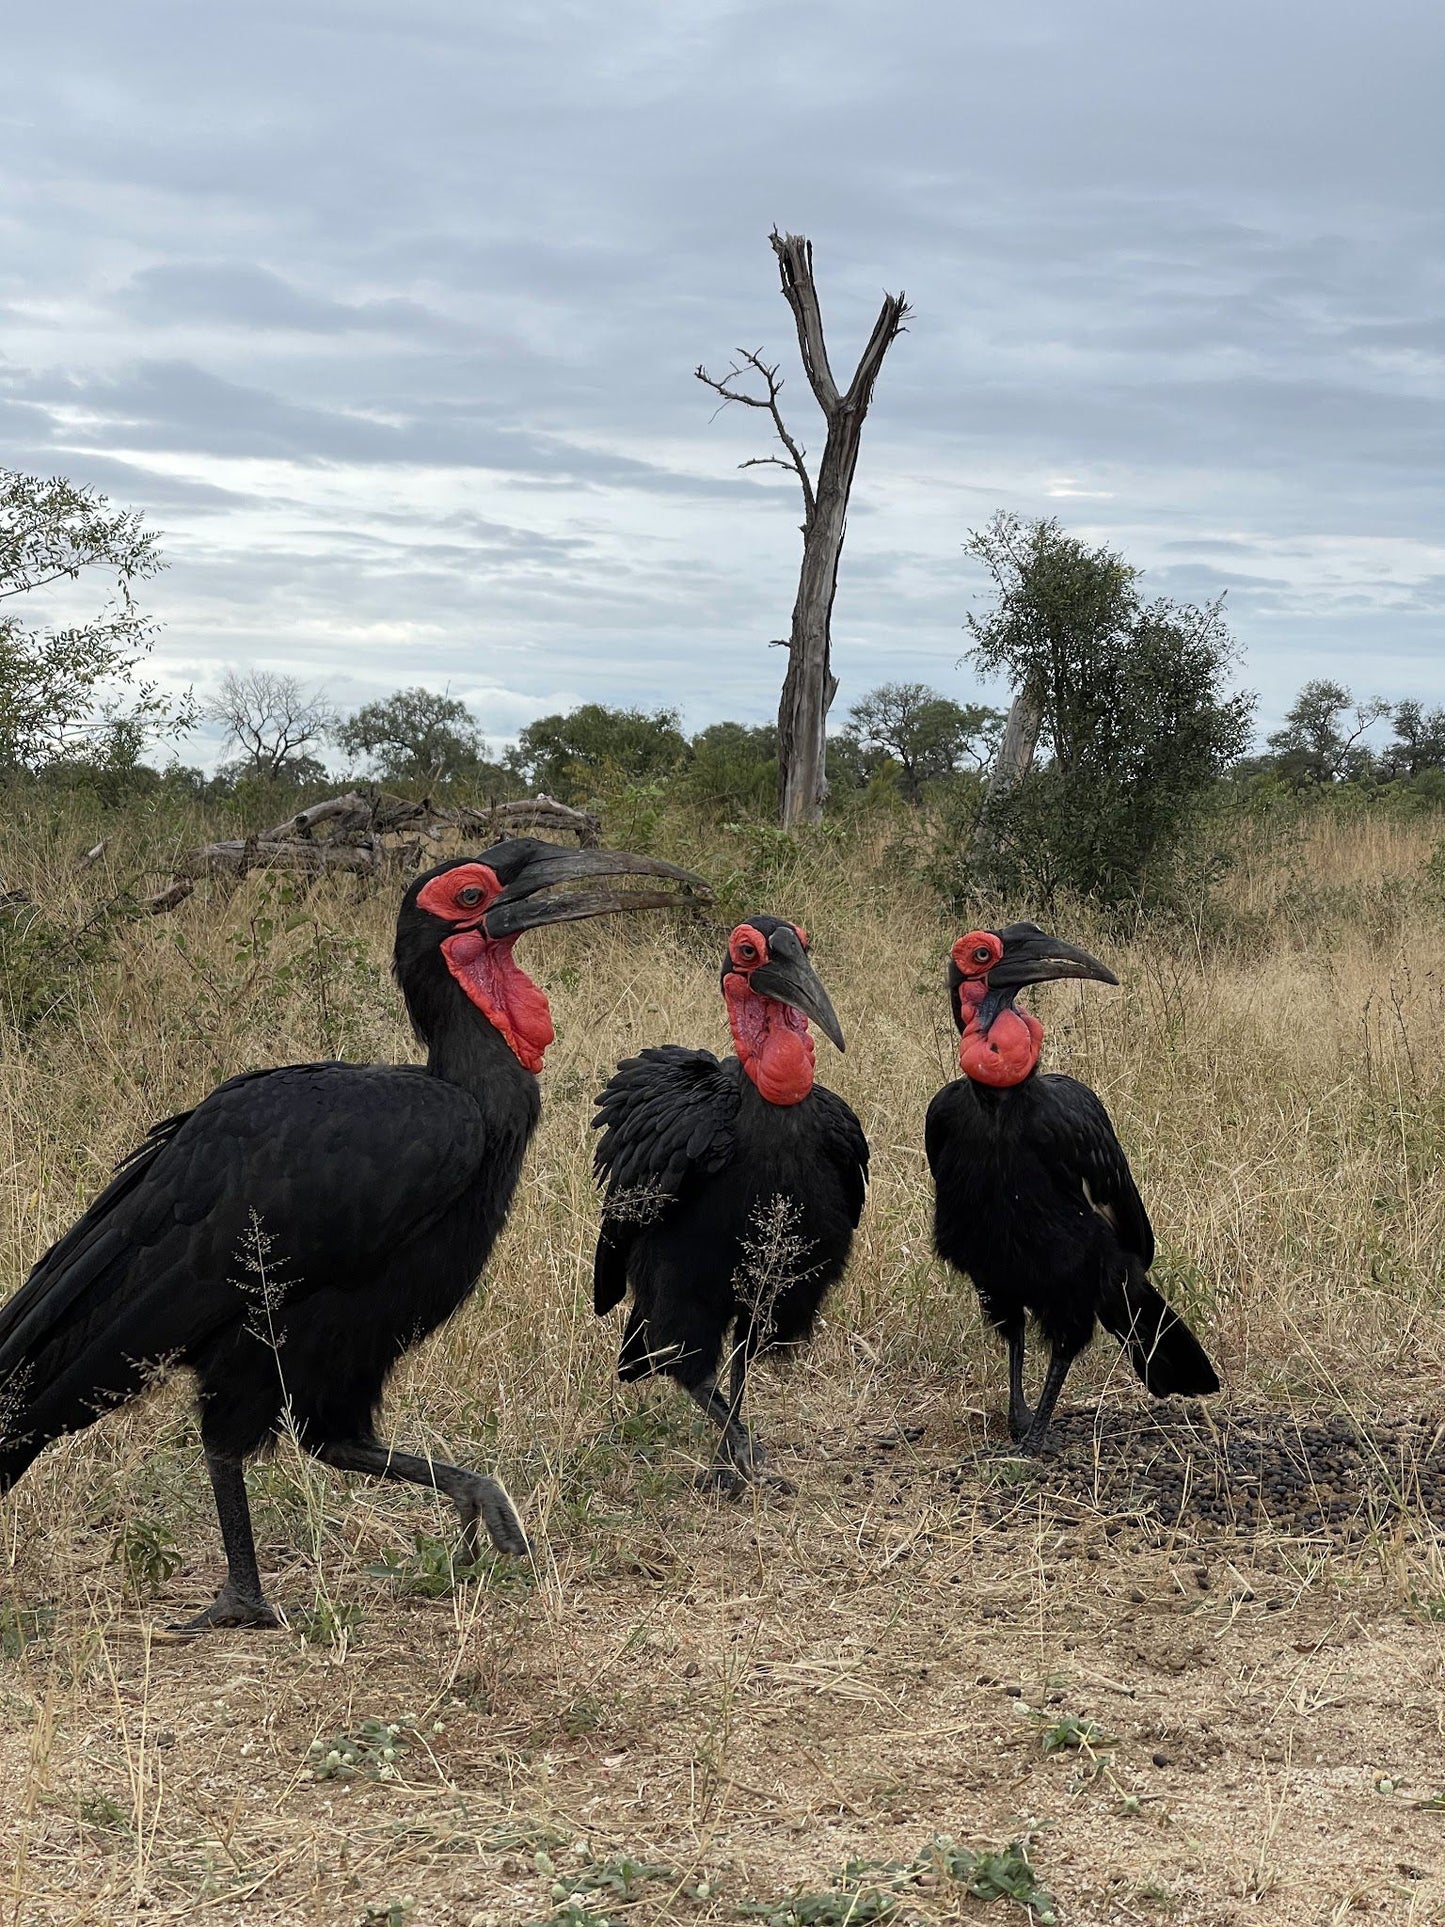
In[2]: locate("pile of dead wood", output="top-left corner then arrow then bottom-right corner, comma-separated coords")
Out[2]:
143,791 -> 602,914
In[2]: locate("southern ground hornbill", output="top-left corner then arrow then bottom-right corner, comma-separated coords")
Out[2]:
926,923 -> 1218,1453
0,839 -> 699,1631
592,917 -> 868,1491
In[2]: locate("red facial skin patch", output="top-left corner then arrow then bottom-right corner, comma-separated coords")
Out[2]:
441,929 -> 556,1073
951,930 -> 1004,979
952,931 -> 1043,1088
415,862 -> 503,925
418,863 -> 557,1074
724,921 -> 816,1105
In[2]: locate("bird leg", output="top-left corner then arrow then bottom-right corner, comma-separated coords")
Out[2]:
311,1437 -> 529,1561
1015,1344 -> 1075,1456
1004,1321 -> 1033,1442
688,1347 -> 763,1493
688,1346 -> 795,1496
168,1452 -> 281,1635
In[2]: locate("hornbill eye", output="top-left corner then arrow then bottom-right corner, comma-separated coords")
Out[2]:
737,941 -> 758,961
972,945 -> 993,965
457,886 -> 484,908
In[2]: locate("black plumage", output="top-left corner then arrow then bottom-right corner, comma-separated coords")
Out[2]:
592,916 -> 868,1489
0,838 -> 697,1630
926,922 -> 1218,1452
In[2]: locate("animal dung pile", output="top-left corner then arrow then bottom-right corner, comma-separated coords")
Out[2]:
965,1405 -> 1445,1544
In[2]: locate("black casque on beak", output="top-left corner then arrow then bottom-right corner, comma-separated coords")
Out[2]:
749,924 -> 847,1052
986,921 -> 1119,992
483,844 -> 709,939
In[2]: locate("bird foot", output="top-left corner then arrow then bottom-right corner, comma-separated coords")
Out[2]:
695,1459 -> 797,1500
166,1584 -> 282,1636
455,1475 -> 530,1562
1007,1408 -> 1034,1444
696,1462 -> 747,1497
756,1470 -> 798,1498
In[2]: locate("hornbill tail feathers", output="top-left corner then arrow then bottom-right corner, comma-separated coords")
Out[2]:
1098,1265 -> 1220,1399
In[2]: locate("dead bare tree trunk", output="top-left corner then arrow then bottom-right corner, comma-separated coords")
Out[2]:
697,231 -> 908,829
970,684 -> 1044,867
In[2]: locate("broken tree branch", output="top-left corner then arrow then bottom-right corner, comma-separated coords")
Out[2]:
695,349 -> 816,518
141,790 -> 604,914
771,231 -> 842,411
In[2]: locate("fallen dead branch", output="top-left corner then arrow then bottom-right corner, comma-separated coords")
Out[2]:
141,791 -> 603,914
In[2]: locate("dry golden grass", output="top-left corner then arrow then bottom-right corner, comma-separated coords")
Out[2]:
2,802 -> 1445,1926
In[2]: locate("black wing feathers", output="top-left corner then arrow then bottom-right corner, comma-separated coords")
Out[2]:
0,1106 -> 196,1361
1033,1074 -> 1155,1268
804,1083 -> 870,1228
0,1063 -> 492,1400
592,1047 -> 740,1196
591,1048 -> 740,1315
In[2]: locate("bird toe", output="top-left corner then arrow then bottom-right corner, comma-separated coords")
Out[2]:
459,1477 -> 530,1560
165,1587 -> 282,1636
695,1463 -> 746,1498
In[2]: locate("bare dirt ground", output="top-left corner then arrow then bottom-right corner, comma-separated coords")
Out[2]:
3,1370 -> 1443,1927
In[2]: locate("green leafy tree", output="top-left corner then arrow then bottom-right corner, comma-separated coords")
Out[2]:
845,681 -> 1004,799
1382,699 -> 1445,780
508,703 -> 688,803
0,467 -> 189,773
1265,679 -> 1388,785
682,720 -> 778,817
965,513 -> 1255,907
335,686 -> 498,787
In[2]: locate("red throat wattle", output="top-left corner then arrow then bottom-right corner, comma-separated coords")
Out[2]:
956,979 -> 1043,1088
725,974 -> 816,1105
441,929 -> 556,1073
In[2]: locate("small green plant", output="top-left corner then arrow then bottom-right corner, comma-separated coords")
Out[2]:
1035,1709 -> 1112,1755
561,1690 -> 605,1740
0,1603 -> 54,1658
111,1517 -> 183,1598
520,1848 -> 677,1927
291,1597 -> 365,1647
304,1717 -> 433,1783
741,1836 -> 1054,1925
77,1791 -> 132,1834
360,1900 -> 414,1927
367,1530 -> 533,1599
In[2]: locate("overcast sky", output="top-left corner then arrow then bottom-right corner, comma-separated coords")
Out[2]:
4,0 -> 1441,767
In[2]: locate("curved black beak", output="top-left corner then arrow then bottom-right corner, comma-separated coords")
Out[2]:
484,846 -> 710,939
749,924 -> 846,1051
987,924 -> 1119,992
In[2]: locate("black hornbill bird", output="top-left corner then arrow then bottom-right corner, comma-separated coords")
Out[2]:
592,916 -> 868,1491
0,839 -> 699,1632
926,923 -> 1218,1454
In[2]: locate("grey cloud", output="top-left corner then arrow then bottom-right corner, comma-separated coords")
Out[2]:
1160,539 -> 1260,557
14,358 -> 746,498
117,263 -> 468,341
